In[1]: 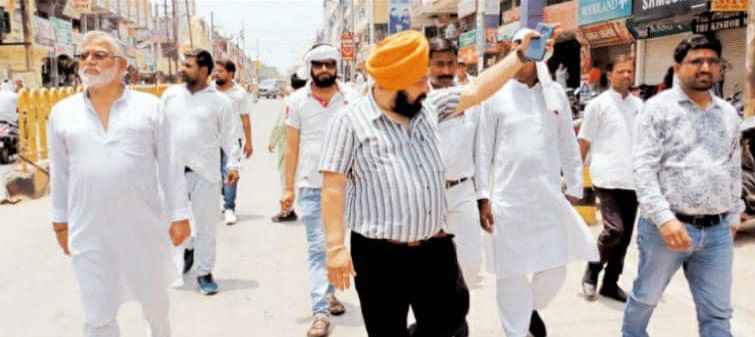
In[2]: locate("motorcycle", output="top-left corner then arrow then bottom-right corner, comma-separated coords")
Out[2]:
0,120 -> 19,164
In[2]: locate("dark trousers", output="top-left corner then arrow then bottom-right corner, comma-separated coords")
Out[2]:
592,187 -> 639,284
351,232 -> 470,337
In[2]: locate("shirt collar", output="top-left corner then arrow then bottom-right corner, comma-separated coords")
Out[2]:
366,86 -> 427,125
672,85 -> 722,111
607,87 -> 632,102
307,81 -> 345,107
83,85 -> 131,109
183,83 -> 216,95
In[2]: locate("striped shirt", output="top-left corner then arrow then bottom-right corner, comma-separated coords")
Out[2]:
319,86 -> 463,242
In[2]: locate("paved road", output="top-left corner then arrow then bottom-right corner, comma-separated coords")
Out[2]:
1,98 -> 754,337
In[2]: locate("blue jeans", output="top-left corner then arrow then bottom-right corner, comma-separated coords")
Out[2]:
220,148 -> 238,211
622,217 -> 733,337
298,188 -> 335,315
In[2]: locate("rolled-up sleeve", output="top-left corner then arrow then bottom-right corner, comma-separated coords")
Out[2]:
633,103 -> 675,227
48,106 -> 69,223
319,112 -> 356,175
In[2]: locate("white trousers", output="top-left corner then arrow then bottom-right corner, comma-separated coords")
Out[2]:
74,255 -> 171,337
175,172 -> 221,278
445,179 -> 483,284
495,266 -> 567,337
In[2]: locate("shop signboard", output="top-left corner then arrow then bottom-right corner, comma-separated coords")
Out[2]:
692,11 -> 747,34
628,19 -> 691,39
497,21 -> 520,41
459,29 -> 476,48
580,20 -> 634,47
711,0 -> 747,12
341,32 -> 354,61
578,0 -> 633,26
633,0 -> 707,23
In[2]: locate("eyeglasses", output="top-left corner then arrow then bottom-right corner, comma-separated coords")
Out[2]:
311,61 -> 337,70
683,57 -> 722,68
77,51 -> 116,61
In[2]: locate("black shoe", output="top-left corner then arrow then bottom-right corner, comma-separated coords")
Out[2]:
271,210 -> 298,223
197,273 -> 219,295
183,249 -> 194,274
530,310 -> 547,337
582,262 -> 601,300
599,284 -> 628,303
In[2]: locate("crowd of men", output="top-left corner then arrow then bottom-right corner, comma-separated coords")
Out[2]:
48,27 -> 743,337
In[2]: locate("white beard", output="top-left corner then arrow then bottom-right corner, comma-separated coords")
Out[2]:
79,66 -> 120,88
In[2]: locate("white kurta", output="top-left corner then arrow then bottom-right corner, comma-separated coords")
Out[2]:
48,89 -> 189,325
477,81 -> 598,278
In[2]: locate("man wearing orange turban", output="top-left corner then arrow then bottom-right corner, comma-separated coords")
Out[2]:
319,28 -> 557,337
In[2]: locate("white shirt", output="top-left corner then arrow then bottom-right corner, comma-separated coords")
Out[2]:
161,84 -> 242,184
578,88 -> 643,190
48,88 -> 189,308
0,90 -> 18,122
217,82 -> 249,142
478,80 -> 597,276
286,82 -> 355,189
434,83 -> 485,199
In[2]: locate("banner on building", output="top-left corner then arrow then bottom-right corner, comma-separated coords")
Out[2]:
497,22 -> 520,42
711,0 -> 747,12
458,0 -> 476,18
389,0 -> 411,34
459,30 -> 476,48
578,0 -> 633,26
33,16 -> 54,47
341,32 -> 354,60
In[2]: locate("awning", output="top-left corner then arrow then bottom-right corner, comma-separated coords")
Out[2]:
631,0 -> 707,25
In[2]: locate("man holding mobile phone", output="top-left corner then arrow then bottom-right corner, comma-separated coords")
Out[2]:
476,27 -> 598,337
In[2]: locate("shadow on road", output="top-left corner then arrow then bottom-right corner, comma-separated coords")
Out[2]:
218,278 -> 260,291
237,214 -> 265,222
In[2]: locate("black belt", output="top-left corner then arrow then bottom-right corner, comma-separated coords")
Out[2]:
446,177 -> 470,189
184,166 -> 193,173
675,213 -> 726,228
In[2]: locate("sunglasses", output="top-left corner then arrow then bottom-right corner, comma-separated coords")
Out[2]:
77,50 -> 117,61
311,61 -> 337,70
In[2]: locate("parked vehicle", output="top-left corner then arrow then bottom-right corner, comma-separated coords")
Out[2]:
0,120 -> 19,164
258,79 -> 282,99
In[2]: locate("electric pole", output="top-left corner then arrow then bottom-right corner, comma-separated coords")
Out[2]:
184,0 -> 194,48
164,0 -> 172,77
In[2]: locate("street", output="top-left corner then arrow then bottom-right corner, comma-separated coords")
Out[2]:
1,98 -> 754,337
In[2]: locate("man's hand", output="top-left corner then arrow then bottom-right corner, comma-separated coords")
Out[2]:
326,245 -> 356,290
659,219 -> 693,252
478,199 -> 494,233
169,219 -> 191,246
515,24 -> 562,57
225,169 -> 240,185
281,189 -> 295,212
244,142 -> 254,158
731,222 -> 740,240
53,222 -> 69,255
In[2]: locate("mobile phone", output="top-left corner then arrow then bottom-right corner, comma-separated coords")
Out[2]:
525,23 -> 554,62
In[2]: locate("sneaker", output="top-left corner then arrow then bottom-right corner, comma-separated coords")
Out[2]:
272,210 -> 298,223
183,249 -> 194,274
197,274 -> 219,295
599,284 -> 628,303
307,313 -> 331,337
224,209 -> 237,225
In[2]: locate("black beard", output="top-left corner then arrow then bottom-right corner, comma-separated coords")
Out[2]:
312,74 -> 337,87
393,90 -> 426,119
215,79 -> 227,86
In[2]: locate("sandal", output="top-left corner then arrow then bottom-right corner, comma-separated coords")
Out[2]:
327,294 -> 346,316
307,315 -> 331,337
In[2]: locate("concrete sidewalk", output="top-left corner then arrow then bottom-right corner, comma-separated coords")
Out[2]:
1,99 -> 754,337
